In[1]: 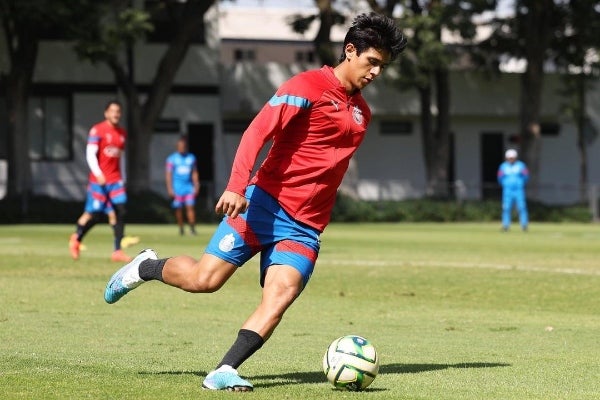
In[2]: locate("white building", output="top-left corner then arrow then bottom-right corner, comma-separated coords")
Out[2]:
1,3 -> 599,206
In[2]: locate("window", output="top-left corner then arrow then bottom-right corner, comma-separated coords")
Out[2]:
28,96 -> 71,161
144,0 -> 205,44
233,48 -> 256,62
540,122 -> 560,136
223,118 -> 252,134
380,120 -> 413,135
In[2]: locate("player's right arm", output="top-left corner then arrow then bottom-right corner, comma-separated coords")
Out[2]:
497,164 -> 505,186
225,75 -> 311,196
86,143 -> 105,185
215,190 -> 248,219
165,157 -> 174,197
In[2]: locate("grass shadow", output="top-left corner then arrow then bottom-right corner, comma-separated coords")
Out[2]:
139,361 -> 510,389
380,362 -> 511,374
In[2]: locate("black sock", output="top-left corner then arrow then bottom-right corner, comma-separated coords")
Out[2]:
77,218 -> 96,241
217,329 -> 264,369
76,224 -> 84,238
139,258 -> 168,282
112,228 -> 122,251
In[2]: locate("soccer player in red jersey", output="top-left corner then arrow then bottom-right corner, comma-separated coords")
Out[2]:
69,100 -> 132,263
105,13 -> 406,391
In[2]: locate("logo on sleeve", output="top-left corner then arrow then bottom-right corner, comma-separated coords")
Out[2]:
352,106 -> 364,126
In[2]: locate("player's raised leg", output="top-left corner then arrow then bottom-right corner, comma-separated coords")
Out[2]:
104,249 -> 158,303
104,252 -> 237,303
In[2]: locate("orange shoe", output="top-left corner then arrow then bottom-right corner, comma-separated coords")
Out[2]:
111,249 -> 133,263
69,233 -> 80,260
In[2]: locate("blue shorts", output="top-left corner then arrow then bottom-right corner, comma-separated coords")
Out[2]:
84,182 -> 127,214
171,184 -> 196,208
205,185 -> 321,288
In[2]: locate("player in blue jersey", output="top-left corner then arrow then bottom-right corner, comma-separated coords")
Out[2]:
497,149 -> 529,231
165,135 -> 200,235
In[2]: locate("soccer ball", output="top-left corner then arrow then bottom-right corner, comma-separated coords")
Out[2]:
322,335 -> 379,391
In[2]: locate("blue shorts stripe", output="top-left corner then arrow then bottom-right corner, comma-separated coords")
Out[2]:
84,182 -> 127,214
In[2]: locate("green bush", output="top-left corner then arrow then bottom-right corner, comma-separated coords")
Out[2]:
0,191 -> 219,224
330,193 -> 592,223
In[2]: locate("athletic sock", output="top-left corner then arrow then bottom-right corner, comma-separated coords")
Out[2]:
112,225 -> 124,251
217,329 -> 264,369
77,218 -> 96,241
75,224 -> 85,241
139,258 -> 168,282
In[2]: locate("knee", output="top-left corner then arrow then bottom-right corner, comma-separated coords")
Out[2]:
192,278 -> 224,293
265,280 -> 303,313
188,267 -> 230,293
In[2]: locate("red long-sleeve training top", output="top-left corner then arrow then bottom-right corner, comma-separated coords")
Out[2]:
226,65 -> 372,232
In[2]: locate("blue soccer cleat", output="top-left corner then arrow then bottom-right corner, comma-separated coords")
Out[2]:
202,366 -> 253,391
104,248 -> 158,304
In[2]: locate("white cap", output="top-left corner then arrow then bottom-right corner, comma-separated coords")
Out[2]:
505,149 -> 518,159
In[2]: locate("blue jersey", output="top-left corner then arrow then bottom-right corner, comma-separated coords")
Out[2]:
166,152 -> 197,193
497,160 -> 529,189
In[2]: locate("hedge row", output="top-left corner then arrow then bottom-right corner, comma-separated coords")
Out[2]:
330,193 -> 592,223
0,191 -> 592,224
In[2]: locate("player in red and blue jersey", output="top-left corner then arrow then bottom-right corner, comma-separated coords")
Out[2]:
497,148 -> 529,231
104,13 -> 407,392
69,100 -> 132,262
165,135 -> 200,235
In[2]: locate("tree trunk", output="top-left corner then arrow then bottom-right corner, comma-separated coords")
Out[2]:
431,67 -> 450,198
5,31 -> 38,213
121,0 -> 212,193
418,84 -> 436,196
313,0 -> 337,66
518,73 -> 543,200
576,74 -> 588,203
518,0 -> 553,200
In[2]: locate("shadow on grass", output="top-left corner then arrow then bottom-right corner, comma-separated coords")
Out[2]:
380,362 -> 510,374
139,361 -> 510,389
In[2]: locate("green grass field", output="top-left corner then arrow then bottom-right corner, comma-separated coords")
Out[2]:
1,223 -> 598,399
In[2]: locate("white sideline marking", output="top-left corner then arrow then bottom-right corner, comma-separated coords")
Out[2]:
320,258 -> 600,276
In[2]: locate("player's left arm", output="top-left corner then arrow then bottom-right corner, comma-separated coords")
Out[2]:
192,158 -> 200,197
120,152 -> 127,184
520,162 -> 530,184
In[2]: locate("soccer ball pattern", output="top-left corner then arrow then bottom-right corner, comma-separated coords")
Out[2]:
322,335 -> 379,391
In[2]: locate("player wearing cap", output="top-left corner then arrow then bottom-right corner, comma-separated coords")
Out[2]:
497,149 -> 529,231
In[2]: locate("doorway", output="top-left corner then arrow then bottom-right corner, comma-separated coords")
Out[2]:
480,132 -> 504,199
187,123 -> 215,207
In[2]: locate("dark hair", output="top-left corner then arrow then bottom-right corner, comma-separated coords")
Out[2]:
104,100 -> 122,111
339,13 -> 407,63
